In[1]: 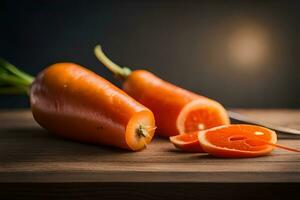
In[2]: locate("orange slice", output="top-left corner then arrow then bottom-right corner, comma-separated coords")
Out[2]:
198,124 -> 278,158
170,132 -> 204,152
177,99 -> 230,134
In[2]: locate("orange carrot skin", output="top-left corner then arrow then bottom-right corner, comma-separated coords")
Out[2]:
30,63 -> 154,150
123,70 -> 211,137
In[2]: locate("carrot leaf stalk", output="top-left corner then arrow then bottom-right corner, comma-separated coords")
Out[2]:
94,45 -> 132,80
0,58 -> 34,95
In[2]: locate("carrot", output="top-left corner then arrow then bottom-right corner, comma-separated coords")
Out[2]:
0,59 -> 156,151
170,125 -> 300,156
170,132 -> 205,153
94,45 -> 230,137
198,124 -> 299,158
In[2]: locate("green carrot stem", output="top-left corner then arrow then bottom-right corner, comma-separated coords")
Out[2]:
0,58 -> 34,84
0,74 -> 30,86
94,45 -> 132,80
0,58 -> 34,95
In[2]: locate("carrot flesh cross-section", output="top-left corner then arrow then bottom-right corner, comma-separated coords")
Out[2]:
171,124 -> 299,157
170,132 -> 205,153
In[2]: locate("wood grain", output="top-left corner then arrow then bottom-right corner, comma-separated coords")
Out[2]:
0,110 -> 299,199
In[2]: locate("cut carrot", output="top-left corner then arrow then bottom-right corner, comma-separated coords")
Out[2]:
198,124 -> 279,158
170,132 -> 204,152
0,61 -> 156,151
171,125 -> 299,155
94,45 -> 230,137
177,99 -> 229,134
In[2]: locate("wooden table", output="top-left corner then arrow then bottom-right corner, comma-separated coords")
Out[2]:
0,109 -> 299,199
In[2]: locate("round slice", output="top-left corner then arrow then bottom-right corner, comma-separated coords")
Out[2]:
177,99 -> 230,134
170,132 -> 204,152
198,124 -> 277,158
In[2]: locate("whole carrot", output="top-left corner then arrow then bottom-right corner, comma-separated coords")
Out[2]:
0,60 -> 155,150
94,45 -> 230,137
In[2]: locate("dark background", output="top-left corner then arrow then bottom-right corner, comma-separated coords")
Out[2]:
0,0 -> 299,108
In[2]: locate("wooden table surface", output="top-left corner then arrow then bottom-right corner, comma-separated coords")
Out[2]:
0,109 -> 299,199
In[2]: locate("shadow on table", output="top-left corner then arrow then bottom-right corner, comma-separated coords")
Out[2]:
0,127 -> 132,163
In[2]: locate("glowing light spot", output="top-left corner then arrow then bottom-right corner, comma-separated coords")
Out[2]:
254,131 -> 264,136
198,124 -> 205,130
228,25 -> 270,69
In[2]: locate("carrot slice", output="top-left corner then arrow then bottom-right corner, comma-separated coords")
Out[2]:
170,132 -> 204,152
94,45 -> 230,137
198,124 -> 278,158
171,125 -> 299,156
